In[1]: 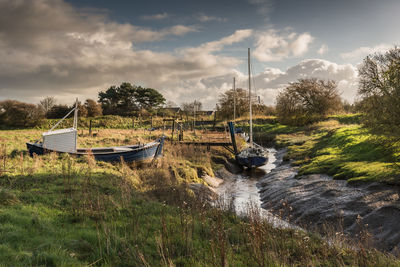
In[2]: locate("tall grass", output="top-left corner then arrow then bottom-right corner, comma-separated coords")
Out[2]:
0,128 -> 398,265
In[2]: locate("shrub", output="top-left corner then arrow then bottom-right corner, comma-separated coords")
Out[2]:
46,105 -> 71,119
358,47 -> 400,136
0,100 -> 44,127
276,78 -> 342,125
84,99 -> 102,117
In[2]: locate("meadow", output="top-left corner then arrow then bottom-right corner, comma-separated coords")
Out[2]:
250,114 -> 400,184
0,121 -> 399,266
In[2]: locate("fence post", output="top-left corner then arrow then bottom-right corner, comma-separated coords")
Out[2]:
89,120 -> 92,136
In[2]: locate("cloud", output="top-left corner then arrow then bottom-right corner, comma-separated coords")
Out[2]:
317,44 -> 328,55
196,13 -> 227,23
248,0 -> 272,15
0,0 -> 356,110
341,44 -> 392,60
0,0 -> 250,106
184,59 -> 358,108
141,12 -> 169,20
253,29 -> 314,62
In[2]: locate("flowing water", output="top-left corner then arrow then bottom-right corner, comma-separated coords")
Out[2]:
215,148 -> 294,228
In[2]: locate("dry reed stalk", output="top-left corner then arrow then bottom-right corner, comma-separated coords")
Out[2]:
0,143 -> 7,176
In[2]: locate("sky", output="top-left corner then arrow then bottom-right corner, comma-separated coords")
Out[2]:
1,0 -> 400,109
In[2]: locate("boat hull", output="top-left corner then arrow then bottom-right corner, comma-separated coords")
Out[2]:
235,155 -> 268,168
26,137 -> 165,163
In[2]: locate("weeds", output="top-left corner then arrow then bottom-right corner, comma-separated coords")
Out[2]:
0,128 -> 398,266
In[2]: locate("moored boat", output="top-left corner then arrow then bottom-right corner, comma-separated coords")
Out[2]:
26,99 -> 164,163
235,48 -> 268,168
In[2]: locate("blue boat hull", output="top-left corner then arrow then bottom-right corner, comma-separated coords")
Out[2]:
235,155 -> 268,168
26,137 -> 165,163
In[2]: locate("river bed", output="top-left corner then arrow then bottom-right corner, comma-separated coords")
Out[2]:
215,147 -> 400,252
215,148 -> 294,228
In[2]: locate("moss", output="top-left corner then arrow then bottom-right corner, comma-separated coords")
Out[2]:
259,119 -> 400,184
0,126 -> 399,266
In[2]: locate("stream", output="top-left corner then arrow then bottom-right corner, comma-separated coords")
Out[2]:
215,148 -> 294,228
215,147 -> 400,252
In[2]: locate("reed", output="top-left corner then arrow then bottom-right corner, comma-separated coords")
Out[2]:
0,128 -> 398,266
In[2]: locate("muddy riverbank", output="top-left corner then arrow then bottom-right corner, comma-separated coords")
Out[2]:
211,147 -> 400,253
257,156 -> 400,253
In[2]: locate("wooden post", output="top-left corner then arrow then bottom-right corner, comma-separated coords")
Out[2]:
171,117 -> 175,143
179,123 -> 183,141
213,110 -> 217,131
89,120 -> 92,136
193,101 -> 196,135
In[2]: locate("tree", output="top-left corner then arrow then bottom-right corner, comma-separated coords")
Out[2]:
358,47 -> 400,135
165,100 -> 177,108
77,101 -> 88,118
46,105 -> 71,119
98,82 -> 165,116
134,87 -> 166,112
39,96 -> 56,115
0,100 -> 44,127
181,101 -> 202,113
217,88 -> 249,119
85,99 -> 103,117
276,78 -> 342,125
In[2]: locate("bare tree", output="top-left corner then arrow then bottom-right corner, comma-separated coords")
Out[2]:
358,47 -> 400,135
39,96 -> 56,114
276,78 -> 342,125
85,99 -> 102,117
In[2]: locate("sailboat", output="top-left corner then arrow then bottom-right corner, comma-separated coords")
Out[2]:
235,48 -> 268,168
27,99 -> 165,163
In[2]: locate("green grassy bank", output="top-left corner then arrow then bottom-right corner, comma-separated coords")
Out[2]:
0,128 -> 399,266
252,114 -> 400,184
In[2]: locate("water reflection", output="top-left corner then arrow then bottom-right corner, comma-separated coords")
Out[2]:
216,148 -> 294,228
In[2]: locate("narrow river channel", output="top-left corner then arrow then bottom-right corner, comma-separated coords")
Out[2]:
215,148 -> 294,228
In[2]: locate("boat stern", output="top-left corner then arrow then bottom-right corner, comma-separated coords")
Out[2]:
26,142 -> 44,157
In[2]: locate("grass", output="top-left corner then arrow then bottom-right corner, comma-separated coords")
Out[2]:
0,127 -> 399,265
255,115 -> 400,184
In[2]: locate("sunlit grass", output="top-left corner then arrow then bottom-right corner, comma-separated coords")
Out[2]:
259,118 -> 400,184
0,125 -> 399,265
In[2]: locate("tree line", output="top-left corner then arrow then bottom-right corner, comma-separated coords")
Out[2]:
2,46 -> 400,129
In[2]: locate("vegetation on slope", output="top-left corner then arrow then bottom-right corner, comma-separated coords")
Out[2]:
254,114 -> 400,184
0,128 -> 398,266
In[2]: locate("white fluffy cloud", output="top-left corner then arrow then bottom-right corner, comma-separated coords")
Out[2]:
317,44 -> 328,55
341,44 -> 392,60
187,59 -> 358,108
0,0 -> 358,109
253,29 -> 314,62
0,0 -> 250,105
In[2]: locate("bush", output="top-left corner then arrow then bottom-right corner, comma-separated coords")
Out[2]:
85,99 -> 102,117
46,105 -> 71,119
358,47 -> 400,136
276,78 -> 342,125
0,100 -> 44,127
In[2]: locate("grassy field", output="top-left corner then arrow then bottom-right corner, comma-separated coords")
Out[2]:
0,126 -> 399,266
252,114 -> 400,184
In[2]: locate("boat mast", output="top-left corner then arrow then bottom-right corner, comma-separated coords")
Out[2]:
73,98 -> 78,130
248,48 -> 253,147
233,77 -> 236,122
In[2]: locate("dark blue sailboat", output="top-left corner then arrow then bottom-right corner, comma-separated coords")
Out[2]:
228,122 -> 268,169
26,99 -> 165,163
231,48 -> 268,168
